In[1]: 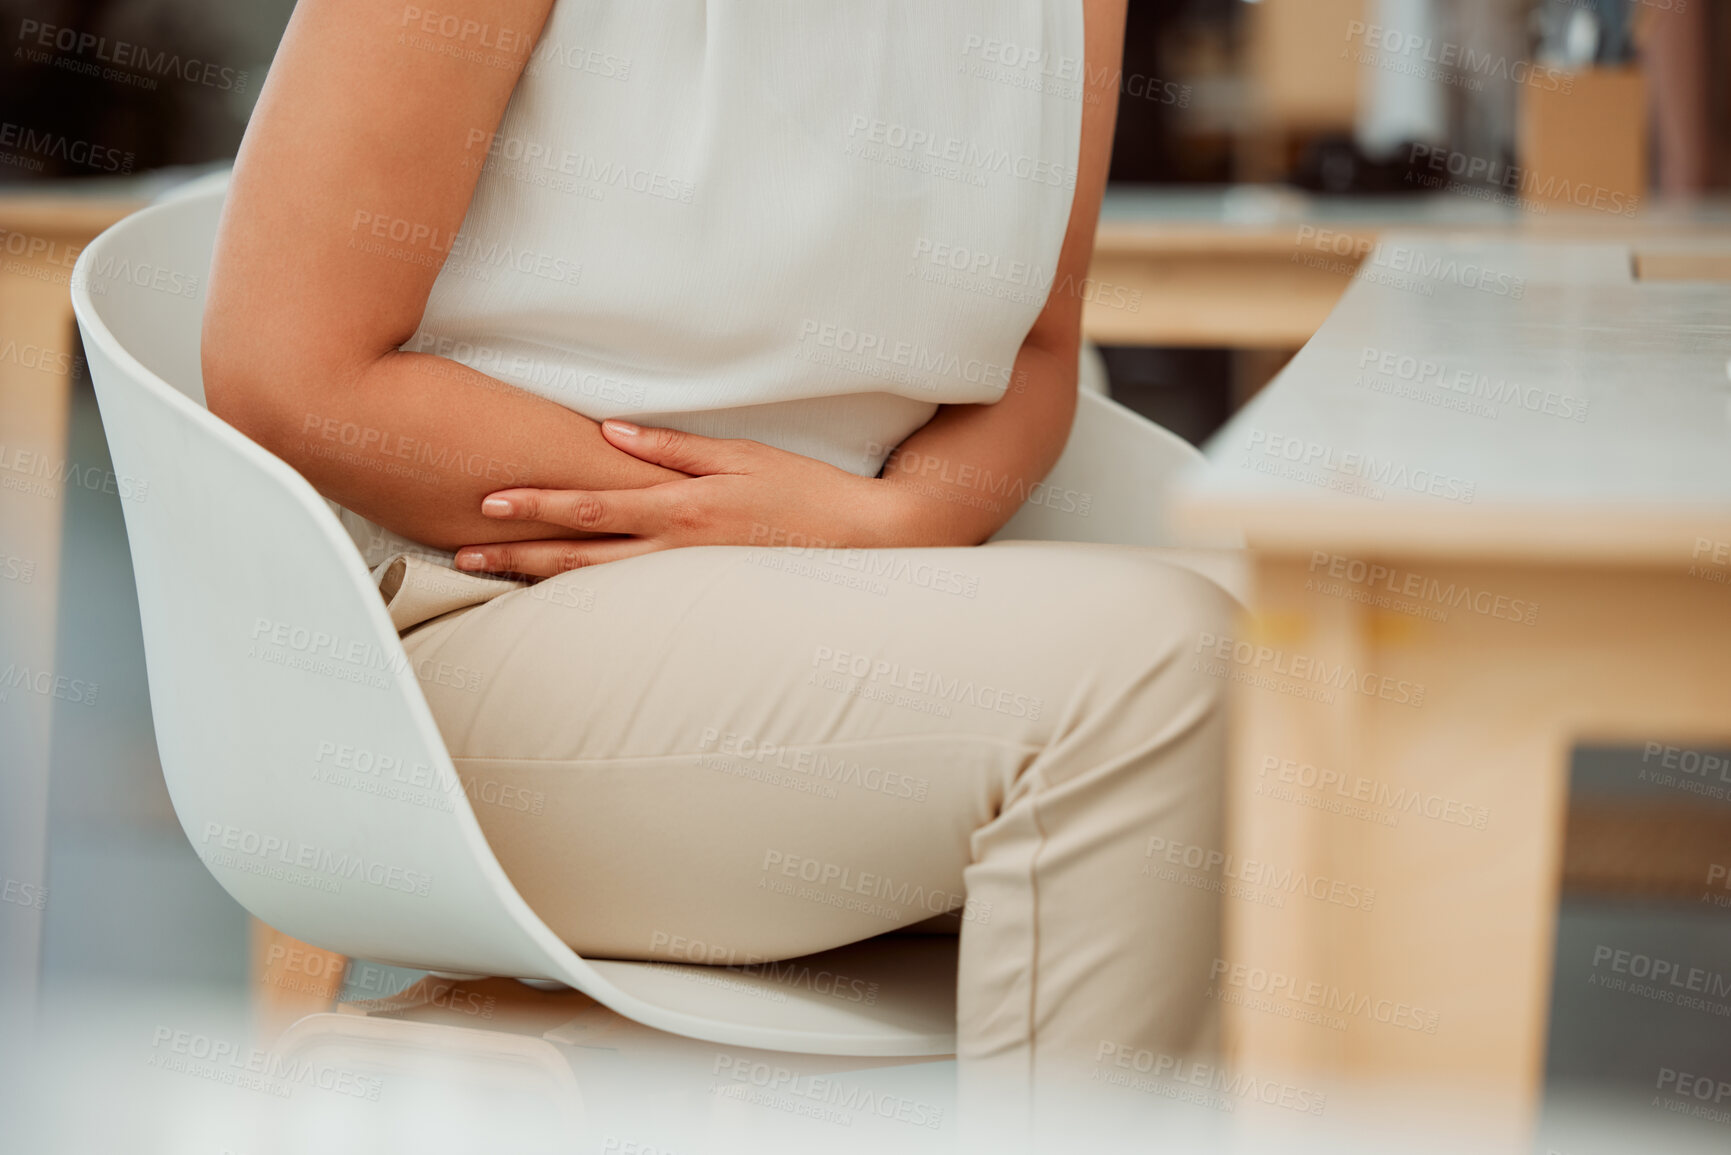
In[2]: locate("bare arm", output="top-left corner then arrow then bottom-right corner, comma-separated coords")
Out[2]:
246,0 -> 1128,577
878,0 -> 1126,543
202,0 -> 681,554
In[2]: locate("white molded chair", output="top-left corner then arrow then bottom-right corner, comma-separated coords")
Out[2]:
71,186 -> 1240,1058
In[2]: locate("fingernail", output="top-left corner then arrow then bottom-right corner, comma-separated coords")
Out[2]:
455,551 -> 486,570
482,496 -> 512,516
603,419 -> 640,438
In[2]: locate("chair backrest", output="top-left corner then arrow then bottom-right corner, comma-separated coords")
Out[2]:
992,385 -> 1221,548
71,189 -> 581,982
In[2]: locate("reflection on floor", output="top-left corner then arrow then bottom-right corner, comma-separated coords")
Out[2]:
14,930 -> 1731,1155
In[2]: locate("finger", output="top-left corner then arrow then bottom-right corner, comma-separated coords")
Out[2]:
601,419 -> 755,475
454,536 -> 663,578
481,487 -> 663,534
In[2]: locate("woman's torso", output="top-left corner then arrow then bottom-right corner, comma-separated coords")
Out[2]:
339,0 -> 1084,569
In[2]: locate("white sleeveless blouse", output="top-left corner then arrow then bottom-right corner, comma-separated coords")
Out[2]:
340,0 -> 1083,569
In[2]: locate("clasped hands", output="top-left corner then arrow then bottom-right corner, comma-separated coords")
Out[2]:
453,419 -> 954,578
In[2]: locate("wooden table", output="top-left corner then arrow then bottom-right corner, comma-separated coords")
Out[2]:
1169,232 -> 1731,1128
1086,187 -> 1731,349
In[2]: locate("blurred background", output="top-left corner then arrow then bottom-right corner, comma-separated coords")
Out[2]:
1,1 -> 1728,1150
5,0 -> 1727,440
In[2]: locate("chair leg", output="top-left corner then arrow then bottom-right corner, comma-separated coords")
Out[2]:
249,918 -> 348,1042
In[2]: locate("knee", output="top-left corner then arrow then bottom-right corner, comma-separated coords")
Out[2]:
1111,556 -> 1239,697
1159,562 -> 1239,659
1055,555 -> 1236,760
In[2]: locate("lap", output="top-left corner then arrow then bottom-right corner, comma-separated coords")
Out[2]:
397,540 -> 1233,959
402,540 -> 1231,761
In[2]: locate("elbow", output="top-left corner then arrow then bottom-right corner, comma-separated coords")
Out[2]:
1017,311 -> 1083,398
202,311 -> 283,449
200,310 -> 355,463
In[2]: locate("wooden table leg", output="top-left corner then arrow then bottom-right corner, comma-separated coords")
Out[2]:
1220,554 -> 1731,1127
0,198 -> 147,1044
0,242 -> 82,1042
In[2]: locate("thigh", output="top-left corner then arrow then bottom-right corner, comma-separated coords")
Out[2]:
400,540 -> 1230,963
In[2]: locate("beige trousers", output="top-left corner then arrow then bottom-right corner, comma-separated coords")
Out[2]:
385,539 -> 1234,1080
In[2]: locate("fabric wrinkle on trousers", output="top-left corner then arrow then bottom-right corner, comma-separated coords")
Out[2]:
385,539 -> 1235,1082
